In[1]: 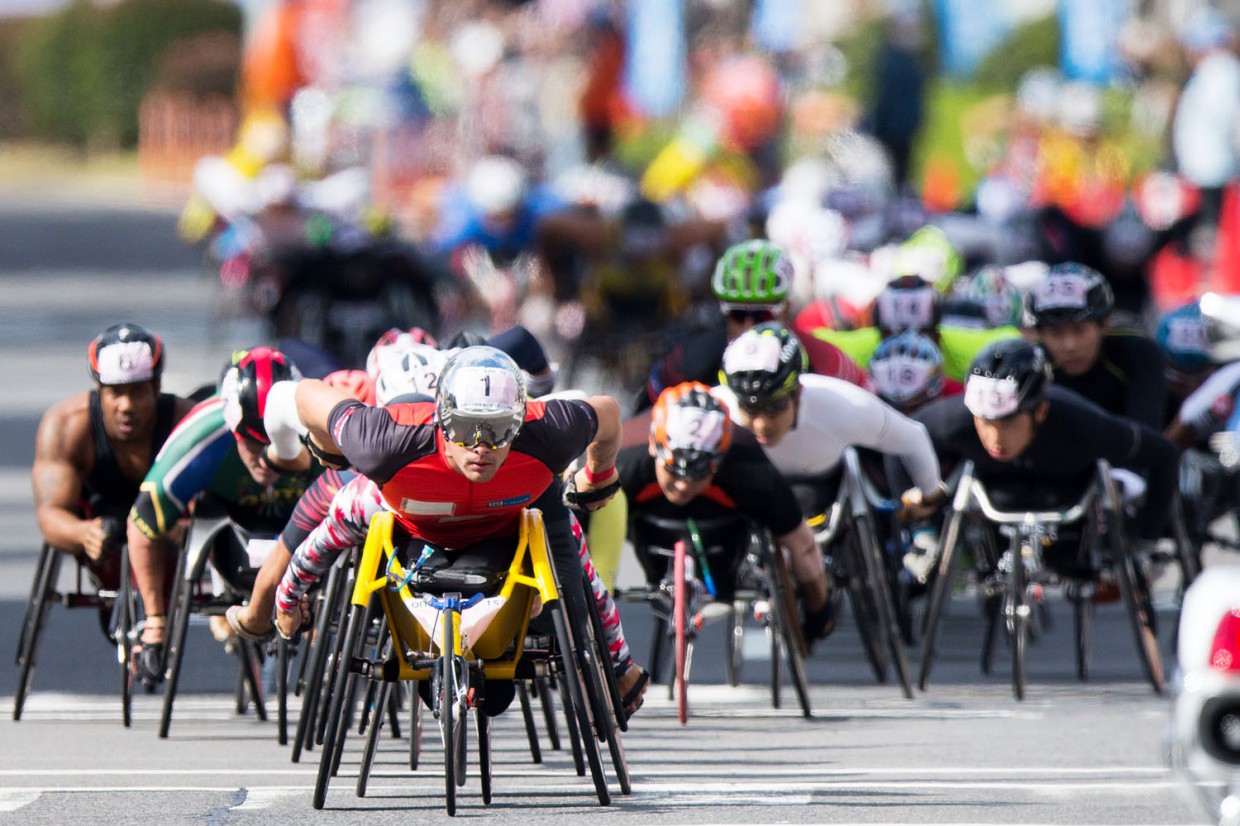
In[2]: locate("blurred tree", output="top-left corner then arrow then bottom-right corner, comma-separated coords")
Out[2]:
17,0 -> 241,150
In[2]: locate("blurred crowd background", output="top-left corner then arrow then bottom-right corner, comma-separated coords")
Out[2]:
4,0 -> 1240,388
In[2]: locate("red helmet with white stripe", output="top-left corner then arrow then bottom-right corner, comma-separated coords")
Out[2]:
220,347 -> 300,443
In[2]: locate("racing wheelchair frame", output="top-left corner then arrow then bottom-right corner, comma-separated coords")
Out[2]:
310,508 -> 628,815
14,534 -> 141,726
916,460 -> 1165,700
624,509 -> 812,723
807,446 -> 914,699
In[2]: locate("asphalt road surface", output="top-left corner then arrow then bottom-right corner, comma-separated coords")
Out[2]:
0,201 -> 1212,824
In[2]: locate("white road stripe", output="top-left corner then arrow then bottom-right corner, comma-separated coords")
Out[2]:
0,765 -> 1173,779
0,790 -> 40,813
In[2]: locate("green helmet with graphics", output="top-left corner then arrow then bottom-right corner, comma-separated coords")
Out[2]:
711,240 -> 793,309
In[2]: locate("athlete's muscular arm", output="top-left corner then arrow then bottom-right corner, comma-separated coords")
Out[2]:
572,395 -> 623,509
32,395 -> 108,559
294,379 -> 353,457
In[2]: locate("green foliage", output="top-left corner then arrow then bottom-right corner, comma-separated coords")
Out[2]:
0,17 -> 32,139
973,15 -> 1059,92
17,0 -> 242,149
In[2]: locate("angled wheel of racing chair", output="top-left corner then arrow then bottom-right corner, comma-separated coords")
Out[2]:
804,447 -> 914,699
157,495 -> 273,738
14,518 -> 143,726
312,509 -> 622,815
289,553 -> 353,764
623,510 -> 812,722
916,460 -> 1165,701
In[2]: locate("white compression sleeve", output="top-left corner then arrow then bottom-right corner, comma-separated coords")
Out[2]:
264,380 -> 309,461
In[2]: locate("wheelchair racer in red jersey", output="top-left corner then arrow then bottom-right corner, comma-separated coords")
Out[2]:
287,346 -> 645,714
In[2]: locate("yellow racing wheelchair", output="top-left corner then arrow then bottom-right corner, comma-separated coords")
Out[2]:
312,508 -> 627,815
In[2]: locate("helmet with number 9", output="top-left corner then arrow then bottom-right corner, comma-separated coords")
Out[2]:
964,339 -> 1052,421
720,322 -> 806,407
650,382 -> 734,480
869,331 -> 944,409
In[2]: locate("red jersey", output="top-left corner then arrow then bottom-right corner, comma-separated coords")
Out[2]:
329,398 -> 597,548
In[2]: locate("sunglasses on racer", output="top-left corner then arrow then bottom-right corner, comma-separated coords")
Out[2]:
441,411 -> 522,450
726,308 -> 777,325
736,391 -> 795,417
655,444 -> 721,481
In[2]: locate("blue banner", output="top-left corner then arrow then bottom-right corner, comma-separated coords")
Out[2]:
752,0 -> 801,54
933,0 -> 1009,79
1060,0 -> 1131,83
624,0 -> 687,118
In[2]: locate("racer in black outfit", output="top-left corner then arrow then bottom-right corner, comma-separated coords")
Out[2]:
1028,262 -> 1167,429
32,324 -> 193,592
891,339 -> 1180,579
617,382 -> 835,645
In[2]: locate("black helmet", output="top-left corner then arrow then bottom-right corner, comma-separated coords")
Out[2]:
874,275 -> 942,334
87,323 -> 164,386
964,339 -> 1053,420
720,322 -> 806,409
1028,263 -> 1114,326
220,347 -> 300,444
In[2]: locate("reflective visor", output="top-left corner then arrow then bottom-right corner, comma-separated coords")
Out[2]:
441,410 -> 522,449
655,443 -> 719,480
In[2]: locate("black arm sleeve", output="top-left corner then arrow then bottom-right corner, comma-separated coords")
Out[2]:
327,400 -> 435,485
516,400 -> 599,474
1119,337 -> 1168,431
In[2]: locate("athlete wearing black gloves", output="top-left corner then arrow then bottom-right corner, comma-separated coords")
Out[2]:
891,339 -> 1180,577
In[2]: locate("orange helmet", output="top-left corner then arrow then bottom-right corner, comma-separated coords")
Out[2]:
323,368 -> 376,405
650,382 -> 733,480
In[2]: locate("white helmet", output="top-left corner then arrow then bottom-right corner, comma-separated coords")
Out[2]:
375,344 -> 447,405
466,156 -> 527,218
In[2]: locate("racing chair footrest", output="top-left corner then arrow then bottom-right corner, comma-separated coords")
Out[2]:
62,593 -> 109,609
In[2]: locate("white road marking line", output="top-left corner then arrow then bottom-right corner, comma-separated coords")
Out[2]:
231,788 -> 300,811
0,790 -> 40,813
0,765 -> 1173,779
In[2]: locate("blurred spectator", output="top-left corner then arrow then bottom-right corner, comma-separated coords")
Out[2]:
1172,8 -> 1240,258
863,6 -> 925,192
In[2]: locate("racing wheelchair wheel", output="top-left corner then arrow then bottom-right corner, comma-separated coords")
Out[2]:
13,544 -> 62,721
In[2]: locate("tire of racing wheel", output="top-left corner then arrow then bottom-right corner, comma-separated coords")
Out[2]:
551,602 -> 611,806
917,502 -> 966,692
355,677 -> 390,798
1009,549 -> 1028,702
116,547 -> 135,728
158,547 -> 195,739
312,600 -> 366,810
764,536 -> 812,718
14,545 -> 60,722
673,540 -> 689,725
292,564 -> 343,762
578,574 -> 631,794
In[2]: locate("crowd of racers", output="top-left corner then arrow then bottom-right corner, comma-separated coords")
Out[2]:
33,201 -> 1240,723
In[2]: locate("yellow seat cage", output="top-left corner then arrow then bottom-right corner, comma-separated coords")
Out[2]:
349,509 -> 561,682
